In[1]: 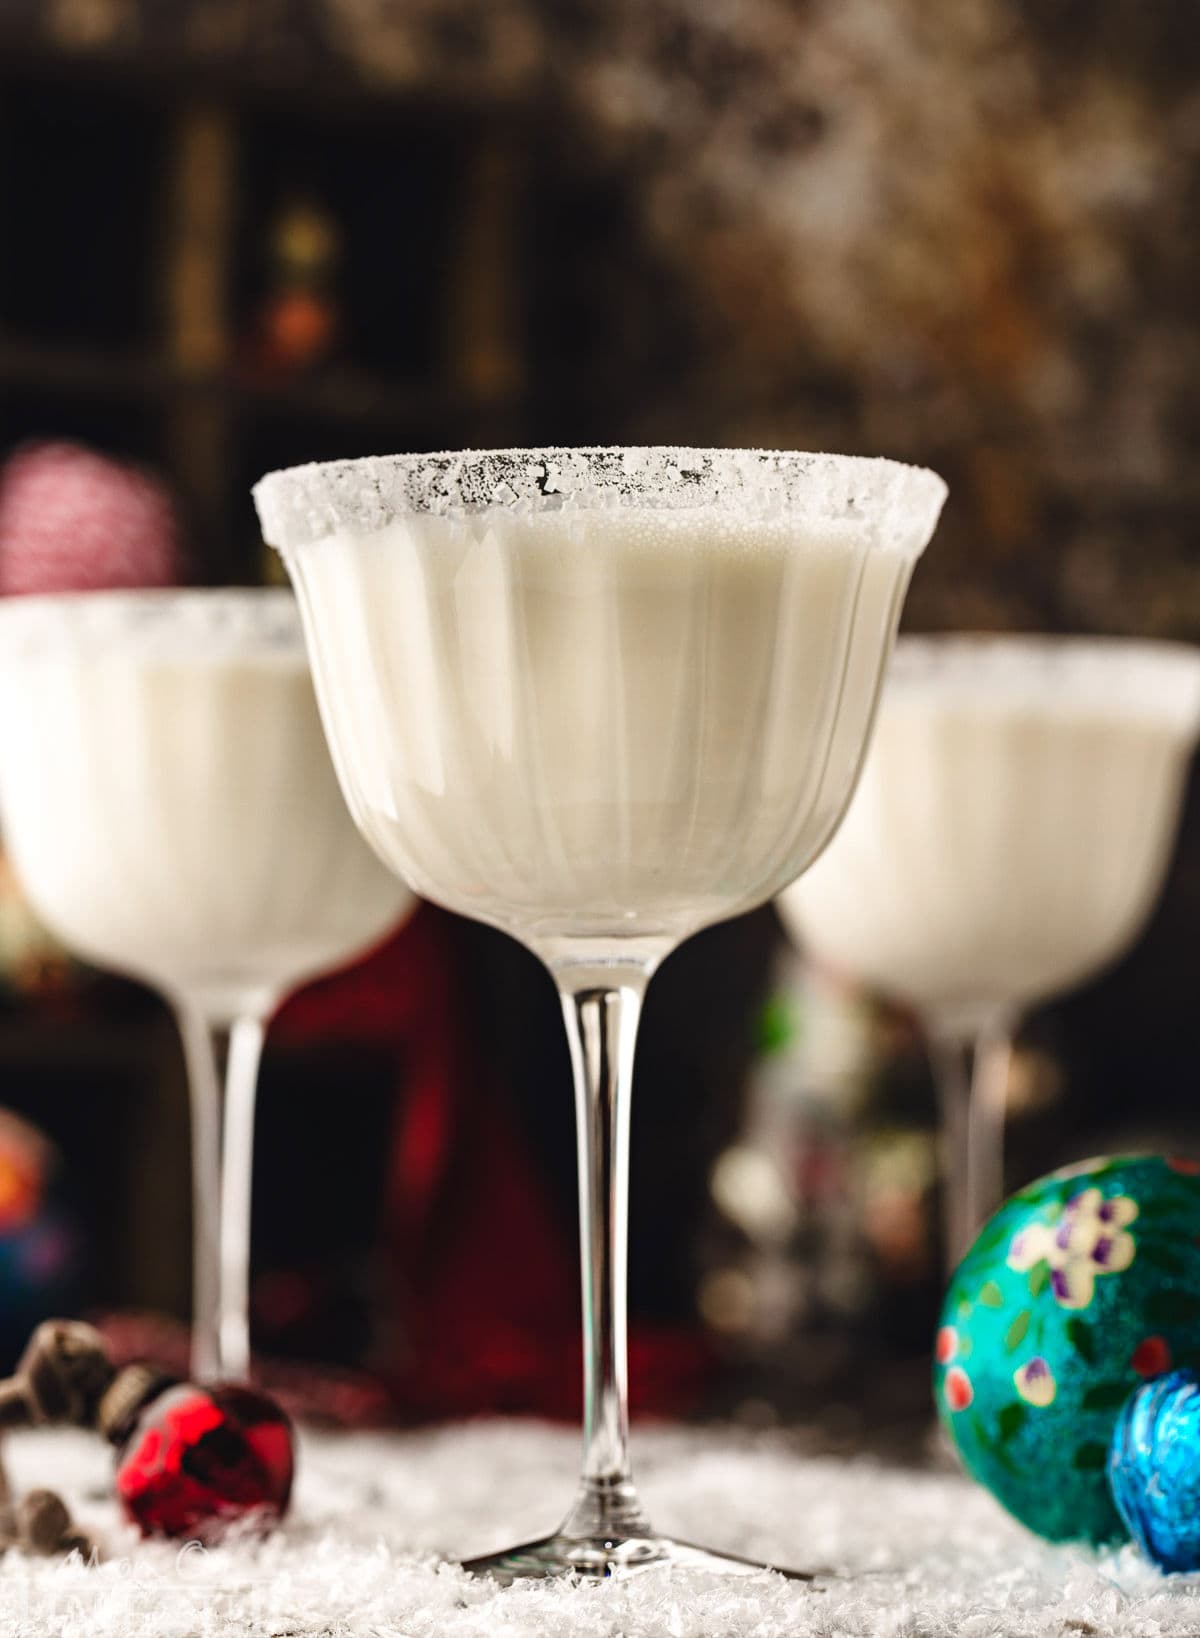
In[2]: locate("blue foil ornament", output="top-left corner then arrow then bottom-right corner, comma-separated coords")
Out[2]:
1109,1369 -> 1200,1571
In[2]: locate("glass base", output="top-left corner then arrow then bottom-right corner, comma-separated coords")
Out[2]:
461,1531 -> 820,1584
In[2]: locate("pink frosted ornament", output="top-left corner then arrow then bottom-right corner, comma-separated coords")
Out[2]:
0,441 -> 185,595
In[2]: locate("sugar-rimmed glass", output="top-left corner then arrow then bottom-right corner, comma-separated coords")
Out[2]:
255,445 -> 947,1580
779,634 -> 1200,1267
0,589 -> 414,1380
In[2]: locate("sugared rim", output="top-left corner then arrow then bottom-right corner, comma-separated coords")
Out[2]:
0,586 -> 304,659
252,445 -> 948,558
889,632 -> 1200,734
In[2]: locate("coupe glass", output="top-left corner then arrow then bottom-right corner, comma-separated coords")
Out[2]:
779,635 -> 1200,1267
0,590 -> 414,1380
254,446 -> 947,1580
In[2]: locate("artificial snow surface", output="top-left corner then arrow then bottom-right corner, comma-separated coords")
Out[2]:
1,1419 -> 1198,1636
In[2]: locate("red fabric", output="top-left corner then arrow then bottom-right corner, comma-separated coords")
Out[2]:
274,905 -> 712,1420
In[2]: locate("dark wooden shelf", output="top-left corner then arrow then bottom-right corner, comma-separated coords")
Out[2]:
236,371 -> 518,428
0,338 -> 519,428
0,339 -> 159,401
0,34 -> 543,129
0,1007 -> 168,1069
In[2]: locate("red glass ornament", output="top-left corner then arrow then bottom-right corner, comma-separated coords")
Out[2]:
114,1382 -> 294,1541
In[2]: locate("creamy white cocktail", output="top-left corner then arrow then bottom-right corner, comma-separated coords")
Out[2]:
0,590 -> 414,1377
284,504 -> 913,947
779,635 -> 1200,1260
254,446 -> 947,1580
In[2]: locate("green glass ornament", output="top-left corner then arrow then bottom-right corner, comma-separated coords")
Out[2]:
935,1154 -> 1200,1544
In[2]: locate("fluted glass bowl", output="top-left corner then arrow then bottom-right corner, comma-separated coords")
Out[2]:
0,588 -> 413,1015
256,447 -> 948,956
780,633 -> 1200,1030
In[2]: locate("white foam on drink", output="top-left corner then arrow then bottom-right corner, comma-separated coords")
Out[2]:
0,586 -> 306,663
885,634 -> 1200,732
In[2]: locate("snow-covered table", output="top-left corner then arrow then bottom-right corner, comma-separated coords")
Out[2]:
2,1419 -> 1198,1637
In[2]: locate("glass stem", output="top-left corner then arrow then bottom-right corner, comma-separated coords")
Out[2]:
929,1016 -> 1015,1272
175,1001 -> 267,1382
557,970 -> 653,1543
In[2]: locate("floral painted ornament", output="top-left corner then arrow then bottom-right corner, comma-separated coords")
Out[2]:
935,1155 -> 1200,1545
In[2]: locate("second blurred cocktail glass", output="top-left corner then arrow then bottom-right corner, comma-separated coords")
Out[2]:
780,634 -> 1200,1267
0,590 -> 414,1379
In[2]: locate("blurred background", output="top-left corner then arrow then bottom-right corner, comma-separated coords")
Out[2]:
0,0 -> 1197,1449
